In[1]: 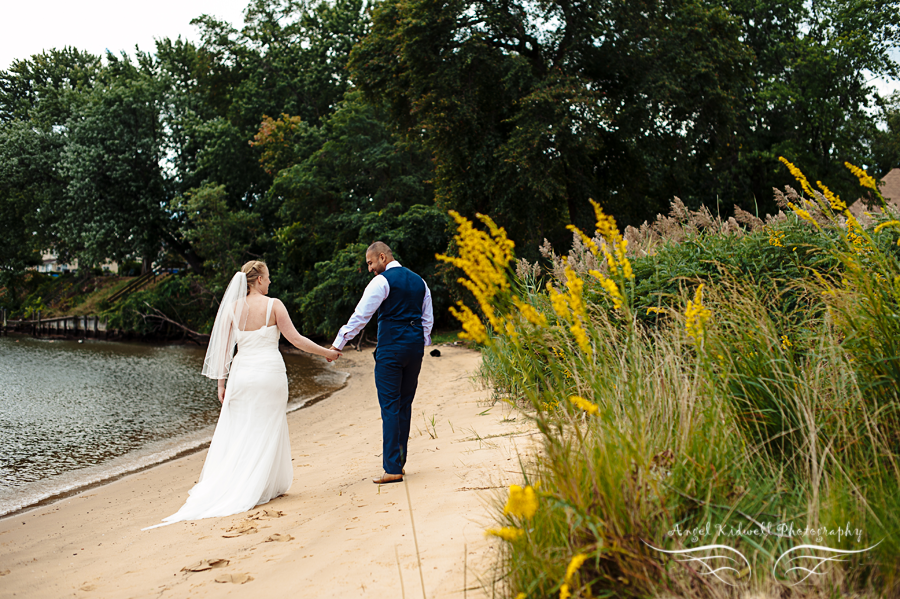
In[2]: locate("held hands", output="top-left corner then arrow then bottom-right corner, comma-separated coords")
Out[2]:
325,345 -> 342,362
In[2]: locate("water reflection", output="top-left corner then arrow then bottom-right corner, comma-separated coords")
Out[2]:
0,335 -> 345,515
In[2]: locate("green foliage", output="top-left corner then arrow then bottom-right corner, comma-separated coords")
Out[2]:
105,273 -> 220,336
269,91 -> 448,335
472,207 -> 900,596
350,0 -> 754,250
630,220 -> 841,324
172,183 -> 263,277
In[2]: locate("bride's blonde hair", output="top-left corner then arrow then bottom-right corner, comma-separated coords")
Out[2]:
241,260 -> 267,292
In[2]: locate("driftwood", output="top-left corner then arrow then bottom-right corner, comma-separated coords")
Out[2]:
139,302 -> 209,344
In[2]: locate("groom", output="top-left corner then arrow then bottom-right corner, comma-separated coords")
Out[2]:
331,242 -> 434,484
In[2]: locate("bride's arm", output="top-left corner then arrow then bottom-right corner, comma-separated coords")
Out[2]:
272,299 -> 342,360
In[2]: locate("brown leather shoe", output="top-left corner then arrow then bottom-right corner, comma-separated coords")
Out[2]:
373,473 -> 403,484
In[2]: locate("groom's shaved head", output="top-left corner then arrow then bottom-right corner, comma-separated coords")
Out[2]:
366,241 -> 395,275
367,241 -> 393,257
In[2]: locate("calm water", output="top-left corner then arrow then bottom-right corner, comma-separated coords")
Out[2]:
0,335 -> 347,517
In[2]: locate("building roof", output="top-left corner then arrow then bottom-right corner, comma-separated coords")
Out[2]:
847,167 -> 900,218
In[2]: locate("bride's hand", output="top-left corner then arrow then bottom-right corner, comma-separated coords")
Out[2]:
217,380 -> 226,404
325,347 -> 342,362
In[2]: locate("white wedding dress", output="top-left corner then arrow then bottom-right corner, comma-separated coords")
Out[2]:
144,298 -> 292,529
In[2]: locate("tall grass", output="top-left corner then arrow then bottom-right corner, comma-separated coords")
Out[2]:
445,167 -> 900,597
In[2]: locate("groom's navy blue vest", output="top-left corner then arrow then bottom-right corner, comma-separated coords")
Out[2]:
377,266 -> 426,348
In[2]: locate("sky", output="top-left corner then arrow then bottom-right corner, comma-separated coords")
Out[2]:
0,0 -> 249,70
1,0 -> 898,98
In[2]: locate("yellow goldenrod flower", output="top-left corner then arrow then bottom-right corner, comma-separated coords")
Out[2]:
565,553 -> 589,584
646,307 -> 664,315
504,485 -> 539,520
816,181 -> 846,211
780,335 -> 792,349
845,214 -> 871,255
513,297 -> 548,327
437,210 -> 515,337
588,270 -> 624,310
564,266 -> 587,320
569,395 -> 599,415
485,527 -> 524,541
566,224 -> 600,255
874,220 -> 900,234
448,302 -> 488,344
779,157 -> 816,197
515,594 -> 527,599
569,322 -> 592,354
559,584 -> 571,599
504,317 -> 519,344
547,282 -> 572,320
767,228 -> 785,247
685,284 -> 711,342
787,202 -> 817,226
844,161 -> 879,192
589,199 -> 634,280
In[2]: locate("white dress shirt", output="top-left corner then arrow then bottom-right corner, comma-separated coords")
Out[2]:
332,261 -> 434,351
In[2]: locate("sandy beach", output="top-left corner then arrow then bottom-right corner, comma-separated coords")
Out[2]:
0,345 -> 535,598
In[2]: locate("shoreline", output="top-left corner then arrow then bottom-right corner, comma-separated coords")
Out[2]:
0,380 -> 350,522
0,346 -> 534,598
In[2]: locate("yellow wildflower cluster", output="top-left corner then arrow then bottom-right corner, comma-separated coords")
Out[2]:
787,201 -> 818,226
547,282 -> 572,320
873,220 -> 900,246
559,553 -> 589,599
685,284 -> 712,342
547,267 -> 592,353
569,395 -> 599,415
551,347 -> 573,379
846,214 -> 871,255
767,228 -> 785,247
588,270 -> 625,310
513,297 -> 548,327
816,181 -> 846,211
780,335 -> 792,349
438,210 -> 514,333
566,224 -> 599,255
845,162 -> 879,192
504,485 -> 539,520
590,200 -> 633,280
874,220 -> 900,234
448,303 -> 488,344
564,200 -> 633,312
569,323 -> 591,354
779,157 -> 816,197
486,526 -> 524,542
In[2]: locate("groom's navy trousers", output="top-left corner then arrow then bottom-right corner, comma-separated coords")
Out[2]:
376,267 -> 426,475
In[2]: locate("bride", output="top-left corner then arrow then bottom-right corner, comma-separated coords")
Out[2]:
144,260 -> 341,529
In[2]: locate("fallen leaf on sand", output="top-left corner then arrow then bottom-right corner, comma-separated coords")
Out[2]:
264,533 -> 294,542
248,510 -> 283,520
0,570 -> 9,576
79,584 -> 97,591
222,523 -> 258,538
181,559 -> 230,572
215,573 -> 253,584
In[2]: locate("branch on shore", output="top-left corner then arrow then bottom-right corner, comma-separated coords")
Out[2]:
139,302 -> 209,344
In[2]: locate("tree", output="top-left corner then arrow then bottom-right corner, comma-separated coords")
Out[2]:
350,0 -> 752,249
59,60 -> 171,268
264,91 -> 448,334
722,0 -> 900,210
872,92 -> 900,177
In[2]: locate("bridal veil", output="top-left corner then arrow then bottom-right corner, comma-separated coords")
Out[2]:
201,271 -> 249,380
